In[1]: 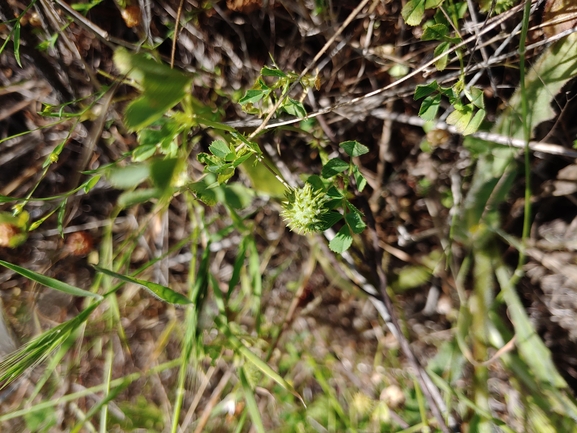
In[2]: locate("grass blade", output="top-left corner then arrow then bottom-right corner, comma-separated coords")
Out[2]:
93,265 -> 191,305
215,315 -> 305,406
0,260 -> 102,300
239,366 -> 265,433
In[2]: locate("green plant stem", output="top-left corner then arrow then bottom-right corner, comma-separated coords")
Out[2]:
514,0 -> 533,282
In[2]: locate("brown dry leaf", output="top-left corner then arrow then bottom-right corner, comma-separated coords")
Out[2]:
121,5 -> 141,28
226,0 -> 261,13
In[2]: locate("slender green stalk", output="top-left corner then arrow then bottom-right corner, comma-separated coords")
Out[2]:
170,198 -> 203,433
515,0 -> 534,280
98,332 -> 114,432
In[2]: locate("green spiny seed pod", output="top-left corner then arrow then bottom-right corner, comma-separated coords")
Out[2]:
281,183 -> 329,235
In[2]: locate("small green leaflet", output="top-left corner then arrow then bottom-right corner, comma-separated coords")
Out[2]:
401,0 -> 426,26
340,140 -> 369,157
261,65 -> 287,78
321,158 -> 349,178
239,89 -> 269,105
93,265 -> 192,305
209,139 -> 234,160
422,23 -> 449,41
107,163 -> 150,189
329,225 -> 353,254
13,21 -> 22,68
345,206 -> 366,234
419,94 -> 441,120
352,165 -> 367,192
414,81 -> 439,100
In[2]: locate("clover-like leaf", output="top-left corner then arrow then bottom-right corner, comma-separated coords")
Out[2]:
422,23 -> 449,41
340,140 -> 369,157
415,81 -> 439,100
321,158 -> 349,178
402,0 -> 426,26
329,225 -> 353,254
419,94 -> 442,121
209,139 -> 234,160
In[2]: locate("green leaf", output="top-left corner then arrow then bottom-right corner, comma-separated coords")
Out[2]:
261,66 -> 287,78
124,97 -> 167,132
195,116 -> 236,132
113,48 -> 192,131
0,195 -> 18,203
83,175 -> 101,193
402,0 -> 426,26
107,163 -> 150,189
0,260 -> 102,300
340,140 -> 369,157
462,108 -> 485,136
117,188 -> 161,207
217,166 -> 235,184
433,41 -> 451,71
203,180 -> 255,210
136,118 -> 181,159
240,367 -> 266,433
414,81 -> 438,100
150,158 -> 178,190
24,406 -> 57,432
466,86 -> 485,109
57,200 -> 66,237
188,180 -> 217,206
345,208 -> 366,234
209,139 -> 233,160
305,175 -> 326,192
446,105 -> 473,133
422,23 -> 449,41
329,225 -> 353,253
495,264 -> 567,387
94,265 -> 192,305
282,98 -> 307,117
419,94 -> 441,120
232,152 -> 252,168
239,89 -> 268,105
321,158 -> 349,178
326,186 -> 343,200
13,21 -> 22,68
132,144 -> 157,161
317,211 -> 343,231
352,165 -> 367,192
